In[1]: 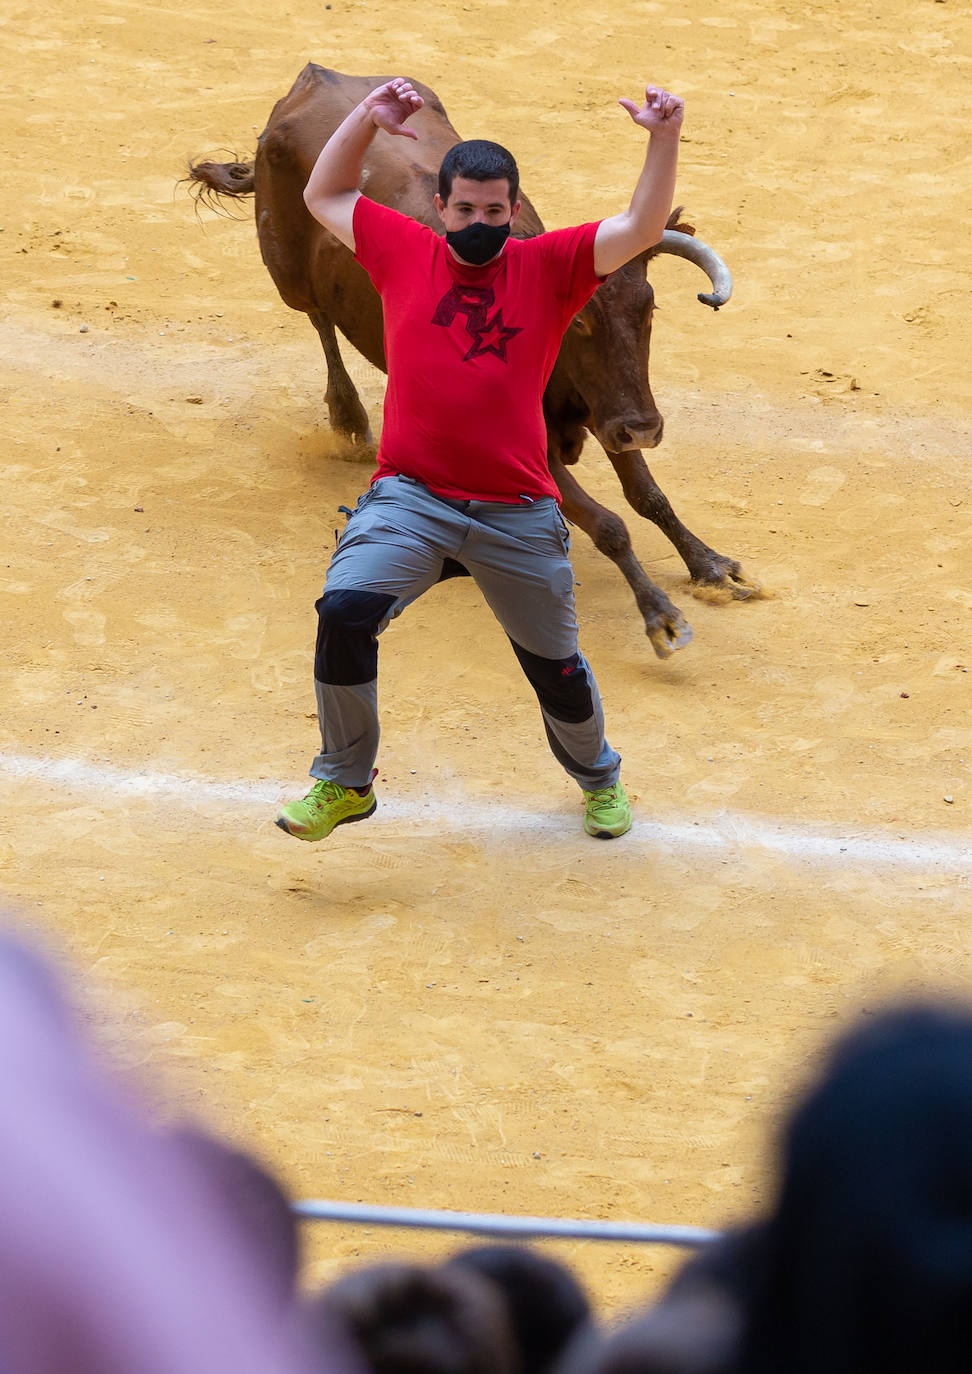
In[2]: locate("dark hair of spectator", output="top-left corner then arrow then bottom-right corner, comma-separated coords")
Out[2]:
444,1244 -> 592,1374
438,141 -> 519,206
737,1004 -> 972,1374
305,1260 -> 519,1374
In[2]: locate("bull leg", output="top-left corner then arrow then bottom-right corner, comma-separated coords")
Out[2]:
308,311 -> 374,445
549,455 -> 693,659
608,449 -> 762,603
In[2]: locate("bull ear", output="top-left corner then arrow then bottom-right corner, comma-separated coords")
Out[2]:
569,312 -> 593,336
667,204 -> 696,237
646,205 -> 696,261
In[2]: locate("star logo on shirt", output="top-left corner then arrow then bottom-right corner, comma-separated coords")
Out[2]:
462,308 -> 523,362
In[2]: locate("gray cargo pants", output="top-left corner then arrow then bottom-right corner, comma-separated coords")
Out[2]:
309,475 -> 621,791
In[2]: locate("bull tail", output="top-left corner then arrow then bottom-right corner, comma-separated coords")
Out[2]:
184,156 -> 256,213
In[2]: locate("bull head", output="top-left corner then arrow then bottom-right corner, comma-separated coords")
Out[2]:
553,229 -> 732,457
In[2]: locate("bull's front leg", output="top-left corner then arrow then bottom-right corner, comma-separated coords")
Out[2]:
309,311 -> 374,447
608,449 -> 762,603
549,456 -> 693,659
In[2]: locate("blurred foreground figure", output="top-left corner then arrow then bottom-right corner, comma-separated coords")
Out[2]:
304,1260 -> 519,1374
444,1244 -> 592,1374
739,1003 -> 972,1374
565,1003 -> 972,1374
0,929 -> 341,1374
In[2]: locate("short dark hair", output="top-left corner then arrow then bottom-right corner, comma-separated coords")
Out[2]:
445,1245 -> 592,1374
438,140 -> 519,205
738,1003 -> 972,1374
308,1261 -> 519,1374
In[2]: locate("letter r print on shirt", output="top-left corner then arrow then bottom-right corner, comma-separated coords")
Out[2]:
431,284 -> 523,363
431,284 -> 493,330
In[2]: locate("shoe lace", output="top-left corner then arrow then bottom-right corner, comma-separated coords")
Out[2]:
588,786 -> 618,809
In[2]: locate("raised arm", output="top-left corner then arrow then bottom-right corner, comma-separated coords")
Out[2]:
303,78 -> 424,251
592,85 -> 683,277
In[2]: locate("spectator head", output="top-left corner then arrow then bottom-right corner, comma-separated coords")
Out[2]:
444,1244 -> 592,1374
169,1127 -> 301,1310
0,925 -> 324,1374
740,1002 -> 972,1374
305,1260 -> 519,1374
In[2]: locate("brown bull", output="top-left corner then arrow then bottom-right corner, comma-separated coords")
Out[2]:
189,64 -> 761,656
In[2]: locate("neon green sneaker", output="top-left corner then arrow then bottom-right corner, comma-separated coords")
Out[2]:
583,780 -> 632,839
275,776 -> 377,841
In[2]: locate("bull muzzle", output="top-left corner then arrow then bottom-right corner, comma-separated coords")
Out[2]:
599,414 -> 664,454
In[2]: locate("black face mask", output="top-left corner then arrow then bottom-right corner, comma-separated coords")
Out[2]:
445,220 -> 511,266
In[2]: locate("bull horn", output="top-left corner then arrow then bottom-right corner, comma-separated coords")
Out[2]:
657,230 -> 733,310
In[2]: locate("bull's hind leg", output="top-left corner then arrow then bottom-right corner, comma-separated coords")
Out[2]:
608,449 -> 762,602
549,456 -> 693,659
308,311 -> 374,445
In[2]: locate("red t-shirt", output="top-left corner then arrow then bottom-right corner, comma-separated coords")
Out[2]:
353,195 -> 603,502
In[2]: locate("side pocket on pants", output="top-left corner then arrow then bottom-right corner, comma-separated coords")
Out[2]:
333,483 -> 379,551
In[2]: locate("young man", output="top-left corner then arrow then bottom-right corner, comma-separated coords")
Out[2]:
276,77 -> 683,843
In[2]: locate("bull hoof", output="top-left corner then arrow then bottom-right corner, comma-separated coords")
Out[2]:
727,572 -> 763,599
689,556 -> 765,605
324,398 -> 374,448
646,611 -> 694,659
330,421 -> 374,447
323,430 -> 378,465
334,439 -> 378,466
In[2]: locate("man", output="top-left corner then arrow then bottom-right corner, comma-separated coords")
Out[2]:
275,77 -> 683,843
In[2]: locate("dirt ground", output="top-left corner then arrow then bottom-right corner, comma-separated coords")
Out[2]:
2,0 -> 970,1316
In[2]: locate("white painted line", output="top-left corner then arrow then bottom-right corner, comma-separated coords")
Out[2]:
0,752 -> 285,806
0,751 -> 968,873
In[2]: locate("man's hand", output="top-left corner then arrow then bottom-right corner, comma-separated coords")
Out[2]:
303,79 -> 423,249
363,78 -> 425,141
593,84 -> 684,275
618,85 -> 683,138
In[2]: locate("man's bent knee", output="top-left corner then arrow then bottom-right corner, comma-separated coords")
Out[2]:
509,640 -> 594,723
315,588 -> 396,685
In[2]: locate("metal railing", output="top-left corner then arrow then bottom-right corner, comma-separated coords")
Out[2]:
294,1200 -> 719,1248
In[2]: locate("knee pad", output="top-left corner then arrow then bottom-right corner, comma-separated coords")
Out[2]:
315,588 -> 396,686
509,640 -> 594,724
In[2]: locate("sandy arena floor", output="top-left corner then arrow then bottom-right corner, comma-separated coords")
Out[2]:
1,0 -> 970,1313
